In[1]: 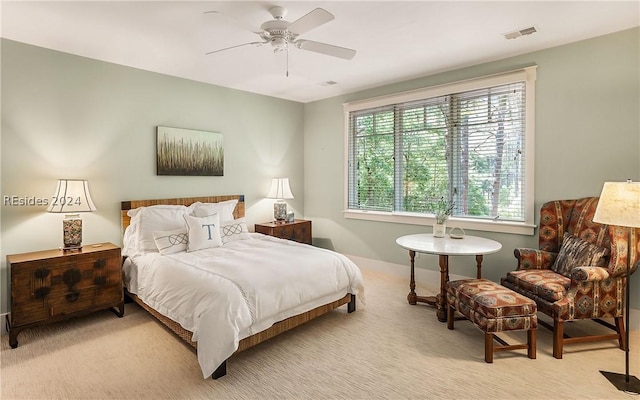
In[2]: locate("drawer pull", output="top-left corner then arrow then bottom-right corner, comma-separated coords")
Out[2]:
65,291 -> 80,302
94,259 -> 106,269
34,286 -> 51,299
62,268 -> 82,287
63,268 -> 82,303
34,268 -> 50,280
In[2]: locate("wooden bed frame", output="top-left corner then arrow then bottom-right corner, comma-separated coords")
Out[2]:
121,195 -> 356,379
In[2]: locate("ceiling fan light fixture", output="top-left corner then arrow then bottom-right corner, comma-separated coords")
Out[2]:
270,37 -> 288,54
271,37 -> 287,47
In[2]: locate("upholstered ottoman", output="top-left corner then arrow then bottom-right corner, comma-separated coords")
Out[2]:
446,278 -> 537,363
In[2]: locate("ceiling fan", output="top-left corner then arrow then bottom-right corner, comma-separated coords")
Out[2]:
204,6 -> 356,67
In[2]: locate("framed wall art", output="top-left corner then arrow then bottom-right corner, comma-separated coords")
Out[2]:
156,126 -> 224,176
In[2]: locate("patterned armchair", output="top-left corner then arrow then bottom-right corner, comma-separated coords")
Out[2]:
501,197 -> 640,358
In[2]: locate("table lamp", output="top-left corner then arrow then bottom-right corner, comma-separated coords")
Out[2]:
267,178 -> 294,222
47,179 -> 97,251
593,179 -> 640,394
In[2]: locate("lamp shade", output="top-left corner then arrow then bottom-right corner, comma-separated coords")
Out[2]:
266,178 -> 294,200
593,180 -> 640,228
46,179 -> 97,213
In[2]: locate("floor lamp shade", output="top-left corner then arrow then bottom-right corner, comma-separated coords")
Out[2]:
47,179 -> 97,250
593,181 -> 640,228
593,180 -> 640,394
267,178 -> 294,221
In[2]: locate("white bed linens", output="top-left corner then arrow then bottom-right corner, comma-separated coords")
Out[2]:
123,234 -> 364,378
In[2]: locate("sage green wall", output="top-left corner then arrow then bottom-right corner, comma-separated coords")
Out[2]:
0,39 -> 304,314
2,28 -> 639,317
303,27 -> 640,308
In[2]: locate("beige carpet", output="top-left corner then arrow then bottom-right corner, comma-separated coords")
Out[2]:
1,266 -> 639,400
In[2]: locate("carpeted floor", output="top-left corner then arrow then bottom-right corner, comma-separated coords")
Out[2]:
1,265 -> 638,399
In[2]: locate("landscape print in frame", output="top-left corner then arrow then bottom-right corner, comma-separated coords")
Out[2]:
156,126 -> 224,176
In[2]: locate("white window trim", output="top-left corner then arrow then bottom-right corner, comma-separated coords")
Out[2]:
343,66 -> 537,236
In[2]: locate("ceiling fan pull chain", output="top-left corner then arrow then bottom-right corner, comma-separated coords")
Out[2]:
286,43 -> 289,77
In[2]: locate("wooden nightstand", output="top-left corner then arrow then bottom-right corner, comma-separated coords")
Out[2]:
255,219 -> 312,245
7,242 -> 124,348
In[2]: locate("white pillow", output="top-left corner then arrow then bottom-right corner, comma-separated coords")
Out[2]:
127,205 -> 189,253
191,199 -> 238,221
220,218 -> 251,244
153,228 -> 188,255
122,224 -> 139,257
185,213 -> 223,252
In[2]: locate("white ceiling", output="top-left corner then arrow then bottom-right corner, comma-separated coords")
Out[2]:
2,1 -> 639,103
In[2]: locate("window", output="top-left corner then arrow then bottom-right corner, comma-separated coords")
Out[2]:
344,67 -> 537,235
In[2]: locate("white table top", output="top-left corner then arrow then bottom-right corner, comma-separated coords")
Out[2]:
396,233 -> 502,256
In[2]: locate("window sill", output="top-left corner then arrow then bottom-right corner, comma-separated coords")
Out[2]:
343,210 -> 536,236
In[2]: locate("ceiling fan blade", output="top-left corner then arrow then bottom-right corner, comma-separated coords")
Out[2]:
205,41 -> 265,55
295,40 -> 356,60
204,10 -> 262,34
287,8 -> 334,35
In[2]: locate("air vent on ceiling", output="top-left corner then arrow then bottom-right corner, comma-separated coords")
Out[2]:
504,26 -> 538,40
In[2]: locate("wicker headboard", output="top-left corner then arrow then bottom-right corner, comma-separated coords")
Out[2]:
120,195 -> 245,231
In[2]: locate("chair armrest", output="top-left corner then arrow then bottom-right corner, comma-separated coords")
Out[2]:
571,266 -> 610,282
513,248 -> 557,270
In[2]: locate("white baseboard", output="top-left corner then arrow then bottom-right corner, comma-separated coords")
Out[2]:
1,312 -> 7,335
346,254 -> 640,332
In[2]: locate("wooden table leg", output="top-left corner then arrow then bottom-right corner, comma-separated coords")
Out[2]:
407,250 -> 437,307
475,254 -> 483,279
436,254 -> 449,322
407,250 -> 417,305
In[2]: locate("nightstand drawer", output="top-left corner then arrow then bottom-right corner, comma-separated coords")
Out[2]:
277,224 -> 309,242
255,219 -> 312,245
12,283 -> 122,325
50,284 -> 123,317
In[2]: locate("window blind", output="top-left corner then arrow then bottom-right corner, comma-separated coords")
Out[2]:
347,80 -> 527,222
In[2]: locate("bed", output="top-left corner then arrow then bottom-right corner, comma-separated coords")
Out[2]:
120,195 -> 363,379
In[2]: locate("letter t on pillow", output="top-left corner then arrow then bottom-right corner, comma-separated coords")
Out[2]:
185,214 -> 223,252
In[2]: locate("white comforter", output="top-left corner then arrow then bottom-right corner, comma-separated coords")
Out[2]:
123,234 -> 364,378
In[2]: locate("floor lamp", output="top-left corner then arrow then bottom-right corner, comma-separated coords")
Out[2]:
593,179 -> 640,394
